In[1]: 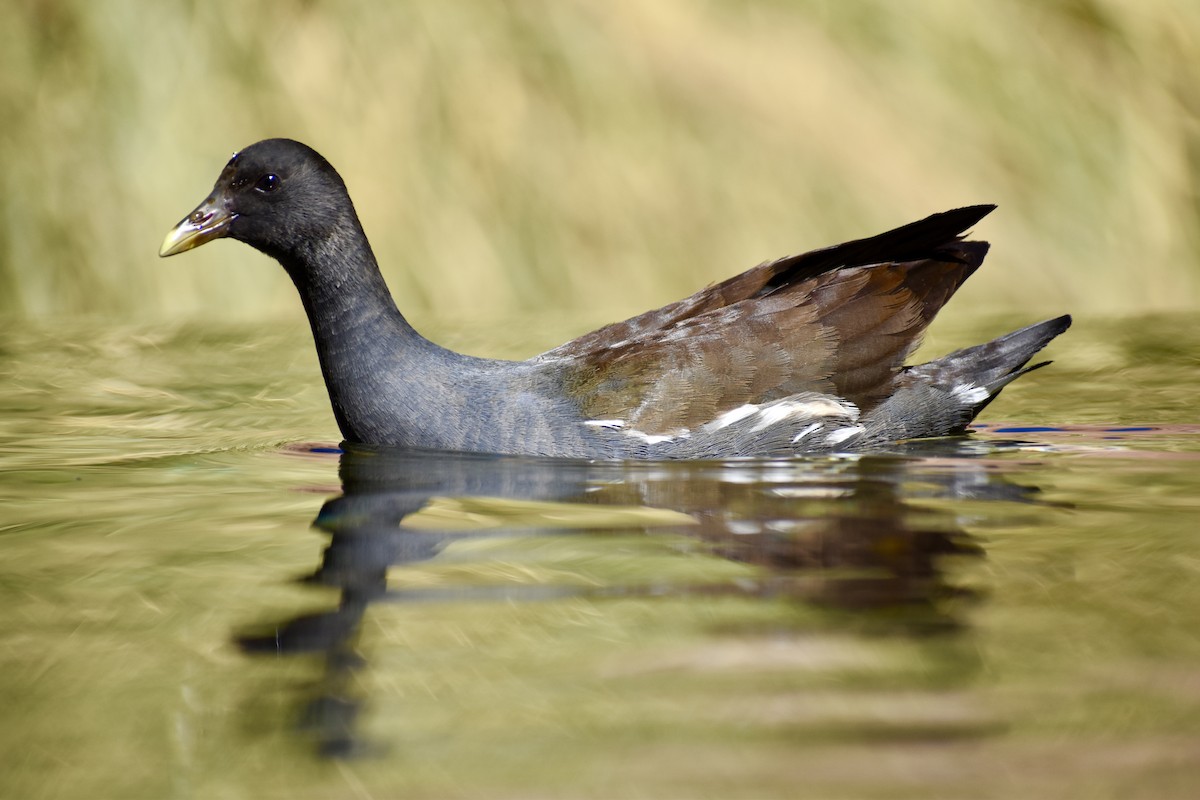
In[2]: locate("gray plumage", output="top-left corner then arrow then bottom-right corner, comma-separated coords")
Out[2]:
160,139 -> 1070,459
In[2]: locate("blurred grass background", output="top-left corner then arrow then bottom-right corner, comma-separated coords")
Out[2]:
2,0 -> 1199,330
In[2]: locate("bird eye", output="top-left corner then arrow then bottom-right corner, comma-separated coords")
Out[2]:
254,174 -> 280,194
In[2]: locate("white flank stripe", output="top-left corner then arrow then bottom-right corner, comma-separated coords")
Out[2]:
824,425 -> 865,446
791,423 -> 822,442
707,403 -> 759,431
750,401 -> 808,432
750,398 -> 855,432
625,428 -> 690,445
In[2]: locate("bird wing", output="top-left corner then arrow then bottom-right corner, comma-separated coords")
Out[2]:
543,206 -> 994,433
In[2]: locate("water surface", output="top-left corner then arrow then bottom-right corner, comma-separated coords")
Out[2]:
2,315 -> 1199,798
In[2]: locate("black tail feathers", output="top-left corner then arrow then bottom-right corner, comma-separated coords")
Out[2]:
917,314 -> 1072,412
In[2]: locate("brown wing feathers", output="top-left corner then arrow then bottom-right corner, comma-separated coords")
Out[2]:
750,204 -> 994,295
555,206 -> 995,432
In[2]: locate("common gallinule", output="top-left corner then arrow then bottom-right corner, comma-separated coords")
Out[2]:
161,139 -> 1070,458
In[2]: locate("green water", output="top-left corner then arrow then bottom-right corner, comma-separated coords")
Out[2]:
2,315 -> 1199,799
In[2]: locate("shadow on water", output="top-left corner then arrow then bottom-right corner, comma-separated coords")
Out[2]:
235,439 -> 1052,757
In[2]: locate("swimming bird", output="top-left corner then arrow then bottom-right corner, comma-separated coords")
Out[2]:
160,138 -> 1070,458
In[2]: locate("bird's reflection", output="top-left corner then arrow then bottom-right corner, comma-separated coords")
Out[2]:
237,441 -> 1046,756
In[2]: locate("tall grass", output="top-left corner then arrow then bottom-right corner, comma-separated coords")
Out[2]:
2,0 -> 1198,330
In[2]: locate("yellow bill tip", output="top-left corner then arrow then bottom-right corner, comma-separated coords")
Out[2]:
159,198 -> 234,257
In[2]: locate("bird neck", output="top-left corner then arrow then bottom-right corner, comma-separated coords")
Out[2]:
280,221 -> 451,442
280,216 -> 418,334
